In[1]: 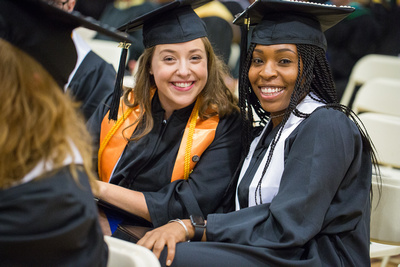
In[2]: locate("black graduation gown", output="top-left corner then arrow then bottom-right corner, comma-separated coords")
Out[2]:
68,51 -> 116,121
0,166 -> 107,267
160,108 -> 372,267
87,92 -> 242,228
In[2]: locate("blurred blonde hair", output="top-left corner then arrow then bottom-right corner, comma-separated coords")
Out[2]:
0,39 -> 97,189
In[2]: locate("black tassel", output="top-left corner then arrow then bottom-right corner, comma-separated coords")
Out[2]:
108,42 -> 130,121
238,17 -> 250,156
238,18 -> 249,87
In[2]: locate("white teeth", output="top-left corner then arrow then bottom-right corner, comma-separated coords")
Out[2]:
260,87 -> 283,94
174,82 -> 193,88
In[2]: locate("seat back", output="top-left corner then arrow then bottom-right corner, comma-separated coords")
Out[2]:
352,78 -> 400,116
358,113 -> 400,168
340,54 -> 400,108
371,177 -> 400,244
362,112 -> 400,247
105,236 -> 160,267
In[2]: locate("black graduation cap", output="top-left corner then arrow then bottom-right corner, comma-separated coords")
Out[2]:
106,0 -> 212,121
0,0 -> 133,88
233,0 -> 354,51
118,0 -> 212,48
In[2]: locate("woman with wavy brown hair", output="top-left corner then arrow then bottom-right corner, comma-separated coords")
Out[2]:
87,0 -> 242,240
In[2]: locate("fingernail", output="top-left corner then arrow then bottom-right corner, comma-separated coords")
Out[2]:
166,260 -> 172,266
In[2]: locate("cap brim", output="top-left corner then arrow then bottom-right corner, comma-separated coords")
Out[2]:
68,11 -> 134,43
118,0 -> 212,33
233,0 -> 354,32
35,0 -> 134,43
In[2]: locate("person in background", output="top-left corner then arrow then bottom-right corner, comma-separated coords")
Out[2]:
371,0 -> 400,57
75,0 -> 114,19
87,0 -> 242,242
220,0 -> 254,9
324,0 -> 380,101
194,1 -> 234,66
194,0 -> 238,94
135,1 -> 378,266
95,0 -> 159,74
47,0 -> 121,121
0,0 -> 115,265
220,0 -> 250,81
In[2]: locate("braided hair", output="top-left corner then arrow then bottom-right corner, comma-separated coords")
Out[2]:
239,43 -> 379,205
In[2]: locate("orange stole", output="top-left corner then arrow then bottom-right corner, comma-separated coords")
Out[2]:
98,96 -> 219,183
98,99 -> 138,182
171,112 -> 219,182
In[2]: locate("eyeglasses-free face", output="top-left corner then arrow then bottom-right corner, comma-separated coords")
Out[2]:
150,38 -> 208,119
248,44 -> 301,122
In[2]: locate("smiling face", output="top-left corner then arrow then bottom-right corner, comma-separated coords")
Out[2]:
150,38 -> 208,118
248,44 -> 300,118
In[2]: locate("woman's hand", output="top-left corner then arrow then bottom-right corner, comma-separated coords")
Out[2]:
137,219 -> 192,266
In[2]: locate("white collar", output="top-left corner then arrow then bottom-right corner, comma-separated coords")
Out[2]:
236,94 -> 324,209
12,140 -> 83,187
64,31 -> 91,91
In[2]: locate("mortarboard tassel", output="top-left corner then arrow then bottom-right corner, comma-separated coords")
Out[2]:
108,41 -> 131,121
238,16 -> 249,84
238,16 -> 251,155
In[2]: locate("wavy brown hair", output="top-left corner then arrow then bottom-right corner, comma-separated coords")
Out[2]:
0,39 -> 96,189
122,37 -> 239,141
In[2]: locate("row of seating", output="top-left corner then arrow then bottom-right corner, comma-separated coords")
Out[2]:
361,112 -> 400,267
344,54 -> 400,267
341,54 -> 400,109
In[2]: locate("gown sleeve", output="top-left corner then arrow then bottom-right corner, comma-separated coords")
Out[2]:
69,51 -> 116,121
206,108 -> 371,251
144,111 -> 243,227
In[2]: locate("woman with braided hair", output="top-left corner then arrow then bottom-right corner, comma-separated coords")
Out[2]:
134,1 -> 378,266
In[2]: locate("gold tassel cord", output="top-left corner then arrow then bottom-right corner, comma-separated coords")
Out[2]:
184,99 -> 200,180
98,107 -> 134,180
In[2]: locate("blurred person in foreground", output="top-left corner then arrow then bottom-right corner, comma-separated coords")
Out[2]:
0,0 -> 131,265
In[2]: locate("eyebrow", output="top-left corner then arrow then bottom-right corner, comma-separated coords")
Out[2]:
158,48 -> 205,54
253,47 -> 297,55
